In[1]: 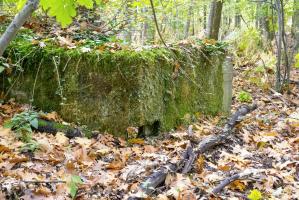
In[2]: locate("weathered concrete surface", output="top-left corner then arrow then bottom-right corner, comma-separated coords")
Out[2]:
2,43 -> 225,136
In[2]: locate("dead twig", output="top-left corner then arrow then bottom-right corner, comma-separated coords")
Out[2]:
22,180 -> 66,184
269,88 -> 298,106
212,169 -> 263,195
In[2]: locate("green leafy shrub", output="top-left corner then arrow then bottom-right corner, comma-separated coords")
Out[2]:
4,110 -> 39,142
228,28 -> 263,67
237,28 -> 261,56
196,39 -> 228,55
254,65 -> 265,73
237,91 -> 252,102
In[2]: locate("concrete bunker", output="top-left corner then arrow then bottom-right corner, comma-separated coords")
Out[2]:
1,41 -> 231,137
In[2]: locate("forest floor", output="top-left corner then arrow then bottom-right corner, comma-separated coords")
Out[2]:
0,60 -> 298,200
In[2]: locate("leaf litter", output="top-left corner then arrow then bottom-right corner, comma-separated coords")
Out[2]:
0,65 -> 298,200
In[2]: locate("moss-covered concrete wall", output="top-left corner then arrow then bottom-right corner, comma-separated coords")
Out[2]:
2,42 -> 225,136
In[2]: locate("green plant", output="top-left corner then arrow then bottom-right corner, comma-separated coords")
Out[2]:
237,91 -> 252,102
295,53 -> 299,69
247,189 -> 262,200
20,140 -> 40,152
254,65 -> 265,73
237,28 -> 261,56
16,0 -> 104,27
4,110 -> 39,142
196,39 -> 228,55
68,175 -> 83,199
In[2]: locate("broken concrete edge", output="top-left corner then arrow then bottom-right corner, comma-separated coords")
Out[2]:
1,40 -> 227,137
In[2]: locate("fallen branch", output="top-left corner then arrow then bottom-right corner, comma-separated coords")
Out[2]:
22,180 -> 66,184
128,104 -> 257,199
269,88 -> 298,106
212,169 -> 263,194
182,104 -> 257,173
290,79 -> 299,86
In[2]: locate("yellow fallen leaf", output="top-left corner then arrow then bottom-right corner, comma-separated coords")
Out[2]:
128,138 -> 145,145
247,189 -> 262,200
257,141 -> 267,149
195,155 -> 205,173
229,180 -> 246,191
9,155 -> 29,163
0,144 -> 11,153
263,131 -> 278,137
218,165 -> 231,171
39,111 -> 60,121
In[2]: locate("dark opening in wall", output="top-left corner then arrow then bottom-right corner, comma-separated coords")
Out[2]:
138,120 -> 161,137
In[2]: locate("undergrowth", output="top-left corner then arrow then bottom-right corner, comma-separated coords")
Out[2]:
237,91 -> 252,102
4,110 -> 38,142
295,53 -> 299,69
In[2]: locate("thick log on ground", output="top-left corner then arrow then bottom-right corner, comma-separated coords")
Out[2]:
128,104 -> 257,199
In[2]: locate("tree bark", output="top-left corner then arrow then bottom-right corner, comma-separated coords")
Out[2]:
174,0 -> 179,38
141,7 -> 149,45
206,0 -> 223,40
275,0 -> 283,91
234,0 -> 241,28
0,0 -> 39,57
259,4 -> 274,43
292,0 -> 299,53
203,4 -> 207,30
184,0 -> 194,39
255,1 -> 262,28
212,169 -> 263,194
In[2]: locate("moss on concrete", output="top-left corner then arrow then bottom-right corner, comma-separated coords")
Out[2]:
2,41 -> 225,136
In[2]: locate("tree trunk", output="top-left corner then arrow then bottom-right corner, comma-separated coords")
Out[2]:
184,0 -> 194,39
274,0 -> 290,92
255,2 -> 262,28
260,4 -> 274,43
280,1 -> 289,89
235,15 -> 241,28
275,0 -> 283,91
141,7 -> 148,45
0,0 -> 39,57
124,0 -> 133,43
234,0 -> 241,28
174,0 -> 179,38
292,0 -> 299,53
206,0 -> 223,40
203,4 -> 207,30
191,11 -> 195,36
